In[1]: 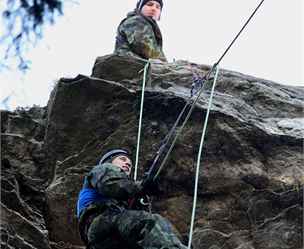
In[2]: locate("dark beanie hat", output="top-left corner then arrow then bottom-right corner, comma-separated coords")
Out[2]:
136,0 -> 163,11
99,149 -> 130,165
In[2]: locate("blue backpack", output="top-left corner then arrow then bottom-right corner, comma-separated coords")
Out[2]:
76,177 -> 108,218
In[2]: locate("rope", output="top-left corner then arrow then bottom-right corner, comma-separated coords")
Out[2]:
187,66 -> 220,249
215,0 -> 265,67
134,60 -> 150,181
130,1 -> 266,246
133,0 -> 265,183
152,0 -> 266,182
153,66 -> 214,181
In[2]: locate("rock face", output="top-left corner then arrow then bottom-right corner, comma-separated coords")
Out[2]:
1,54 -> 303,249
1,107 -> 51,249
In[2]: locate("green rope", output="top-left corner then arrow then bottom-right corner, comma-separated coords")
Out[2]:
187,66 -> 220,249
134,60 -> 150,181
152,64 -> 216,181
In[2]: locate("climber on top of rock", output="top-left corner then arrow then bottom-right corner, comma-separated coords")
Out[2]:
114,0 -> 167,62
76,148 -> 187,249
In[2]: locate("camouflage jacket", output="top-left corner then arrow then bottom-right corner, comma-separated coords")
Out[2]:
77,163 -> 142,244
80,163 -> 141,213
114,11 -> 167,62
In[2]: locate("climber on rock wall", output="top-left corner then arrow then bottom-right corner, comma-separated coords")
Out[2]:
114,0 -> 167,62
76,148 -> 187,249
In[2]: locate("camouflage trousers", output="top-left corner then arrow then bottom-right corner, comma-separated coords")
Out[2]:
87,208 -> 187,249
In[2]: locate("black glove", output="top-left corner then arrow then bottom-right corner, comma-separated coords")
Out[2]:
141,177 -> 160,196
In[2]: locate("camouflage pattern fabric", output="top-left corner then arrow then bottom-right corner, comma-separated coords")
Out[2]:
114,11 -> 167,62
87,163 -> 141,208
88,209 -> 187,249
80,163 -> 187,248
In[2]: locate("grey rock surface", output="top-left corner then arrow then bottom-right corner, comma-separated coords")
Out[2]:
1,107 -> 51,249
1,54 -> 303,249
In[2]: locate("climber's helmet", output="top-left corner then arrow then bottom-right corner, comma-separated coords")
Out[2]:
99,149 -> 132,175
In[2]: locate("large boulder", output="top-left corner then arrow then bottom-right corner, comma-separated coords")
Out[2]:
1,54 -> 303,248
44,54 -> 303,248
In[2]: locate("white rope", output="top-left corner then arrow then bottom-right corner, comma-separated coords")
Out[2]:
134,60 -> 150,181
187,66 -> 220,248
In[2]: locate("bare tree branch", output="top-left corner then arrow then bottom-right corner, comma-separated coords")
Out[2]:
0,0 -> 64,71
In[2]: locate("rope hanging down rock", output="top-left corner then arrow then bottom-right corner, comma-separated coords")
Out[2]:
133,0 -> 266,212
187,66 -> 220,248
134,60 -> 151,181
146,0 -> 266,186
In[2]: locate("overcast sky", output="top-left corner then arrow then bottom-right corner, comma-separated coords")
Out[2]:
0,0 -> 303,110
